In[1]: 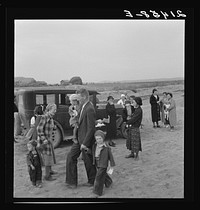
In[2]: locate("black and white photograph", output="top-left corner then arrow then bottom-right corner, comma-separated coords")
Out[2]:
5,8 -> 194,202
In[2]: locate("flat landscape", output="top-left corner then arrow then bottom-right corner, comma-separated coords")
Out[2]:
13,82 -> 184,199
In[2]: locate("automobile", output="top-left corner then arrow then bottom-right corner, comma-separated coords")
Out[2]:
15,86 -> 128,148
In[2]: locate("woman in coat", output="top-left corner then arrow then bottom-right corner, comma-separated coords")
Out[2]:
105,96 -> 117,147
166,93 -> 177,131
125,97 -> 143,160
37,103 -> 57,181
150,89 -> 161,128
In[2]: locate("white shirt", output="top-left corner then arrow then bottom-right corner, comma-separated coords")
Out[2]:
30,116 -> 36,127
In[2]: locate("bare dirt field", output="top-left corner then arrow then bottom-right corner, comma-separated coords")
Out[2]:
13,85 -> 184,199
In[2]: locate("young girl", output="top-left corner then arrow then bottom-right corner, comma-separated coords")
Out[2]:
92,130 -> 115,197
26,140 -> 43,188
68,94 -> 81,144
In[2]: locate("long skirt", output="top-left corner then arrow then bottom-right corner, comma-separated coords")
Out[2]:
126,127 -> 142,153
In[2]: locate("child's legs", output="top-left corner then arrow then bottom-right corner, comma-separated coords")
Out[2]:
104,173 -> 113,188
45,165 -> 51,178
93,167 -> 107,196
72,124 -> 78,138
35,165 -> 42,182
29,167 -> 36,185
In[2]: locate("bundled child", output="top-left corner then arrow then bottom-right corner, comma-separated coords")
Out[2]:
26,140 -> 44,188
91,130 -> 115,197
68,94 -> 81,144
164,102 -> 170,128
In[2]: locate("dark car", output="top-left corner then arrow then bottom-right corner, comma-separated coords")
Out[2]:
15,86 -> 127,148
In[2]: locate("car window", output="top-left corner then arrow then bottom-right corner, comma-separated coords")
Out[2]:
46,94 -> 55,104
36,94 -> 43,105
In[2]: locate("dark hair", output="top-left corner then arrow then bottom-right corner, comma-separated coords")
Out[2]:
34,105 -> 43,115
134,97 -> 142,106
76,88 -> 89,99
107,95 -> 114,101
130,95 -> 135,99
152,88 -> 157,93
167,92 -> 173,98
163,92 -> 167,95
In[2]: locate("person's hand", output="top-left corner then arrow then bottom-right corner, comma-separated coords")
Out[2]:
107,167 -> 114,175
80,144 -> 87,151
43,139 -> 48,144
72,138 -> 78,144
31,165 -> 35,170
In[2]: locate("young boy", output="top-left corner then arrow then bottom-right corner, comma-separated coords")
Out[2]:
164,103 -> 170,127
92,130 -> 115,197
26,140 -> 43,187
68,94 -> 81,144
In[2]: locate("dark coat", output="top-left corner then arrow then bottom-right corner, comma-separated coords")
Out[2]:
26,148 -> 44,167
92,143 -> 115,168
105,103 -> 117,140
150,94 -> 161,122
122,105 -> 135,122
77,101 -> 96,148
126,106 -> 143,128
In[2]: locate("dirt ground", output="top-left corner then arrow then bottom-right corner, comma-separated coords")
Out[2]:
13,88 -> 184,199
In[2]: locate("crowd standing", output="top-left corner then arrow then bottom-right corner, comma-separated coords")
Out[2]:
15,87 -> 177,196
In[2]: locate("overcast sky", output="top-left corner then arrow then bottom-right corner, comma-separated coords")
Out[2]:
14,20 -> 184,84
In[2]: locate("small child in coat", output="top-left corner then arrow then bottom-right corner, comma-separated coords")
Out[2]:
26,140 -> 43,187
68,94 -> 81,144
92,130 -> 115,197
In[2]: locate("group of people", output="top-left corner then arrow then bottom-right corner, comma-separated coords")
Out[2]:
18,87 -> 176,197
150,88 -> 177,131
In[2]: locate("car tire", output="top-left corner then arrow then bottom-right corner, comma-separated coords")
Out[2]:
52,125 -> 63,149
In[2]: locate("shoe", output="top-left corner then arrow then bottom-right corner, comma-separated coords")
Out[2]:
125,154 -> 134,158
153,125 -> 156,128
36,183 -> 42,188
50,170 -> 58,175
82,182 -> 93,187
66,183 -> 77,189
157,125 -> 161,128
44,176 -> 56,181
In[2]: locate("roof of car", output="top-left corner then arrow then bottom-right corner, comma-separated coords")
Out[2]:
15,86 -> 99,95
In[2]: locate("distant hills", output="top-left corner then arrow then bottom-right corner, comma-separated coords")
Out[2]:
98,77 -> 184,83
14,76 -> 184,87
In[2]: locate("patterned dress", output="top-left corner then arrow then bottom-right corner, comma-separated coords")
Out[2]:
37,113 -> 56,166
126,106 -> 143,153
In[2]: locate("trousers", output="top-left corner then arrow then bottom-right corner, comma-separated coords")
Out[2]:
65,143 -> 96,186
93,167 -> 113,196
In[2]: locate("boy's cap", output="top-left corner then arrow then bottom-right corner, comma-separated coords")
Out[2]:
94,130 -> 106,140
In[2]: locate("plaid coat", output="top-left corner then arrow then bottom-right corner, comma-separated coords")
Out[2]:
36,114 -> 56,163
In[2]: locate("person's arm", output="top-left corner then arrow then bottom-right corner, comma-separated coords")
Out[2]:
36,115 -> 47,143
26,154 -> 35,169
150,95 -> 156,105
168,99 -> 175,111
126,108 -> 142,125
82,107 -> 96,148
30,116 -> 35,127
108,148 -> 115,167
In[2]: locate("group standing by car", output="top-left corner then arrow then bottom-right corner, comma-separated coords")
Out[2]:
15,86 -> 177,197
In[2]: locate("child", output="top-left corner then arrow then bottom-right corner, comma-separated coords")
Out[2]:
26,140 -> 43,187
92,130 -> 115,197
164,103 -> 170,127
68,94 -> 81,144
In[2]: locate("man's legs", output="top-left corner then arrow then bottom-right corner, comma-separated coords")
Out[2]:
82,149 -> 96,185
65,143 -> 81,186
